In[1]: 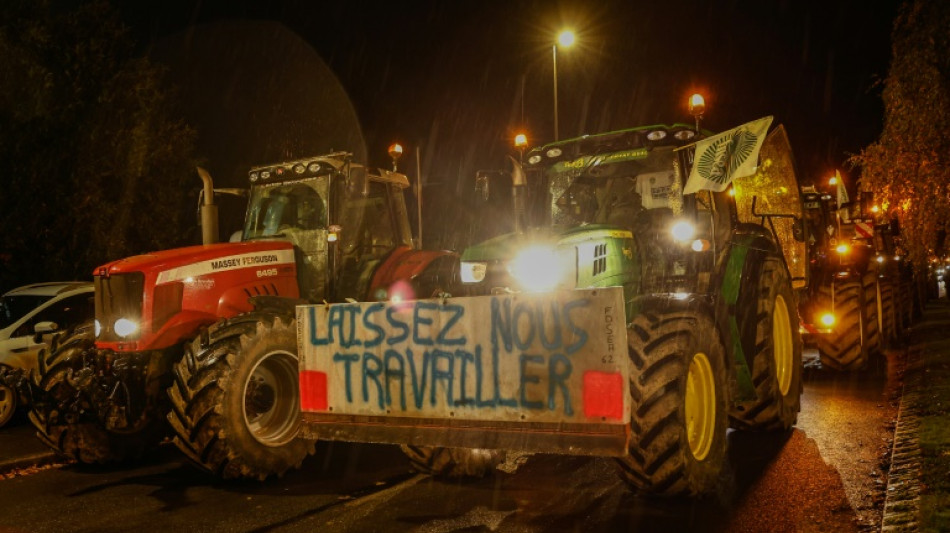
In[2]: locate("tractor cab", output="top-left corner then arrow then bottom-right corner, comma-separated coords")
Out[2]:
241,153 -> 413,303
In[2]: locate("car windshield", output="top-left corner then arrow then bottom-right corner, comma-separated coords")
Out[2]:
0,294 -> 52,329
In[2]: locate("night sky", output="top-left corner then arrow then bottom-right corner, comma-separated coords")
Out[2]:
123,0 -> 900,193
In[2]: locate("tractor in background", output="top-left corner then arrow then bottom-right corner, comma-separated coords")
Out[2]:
798,183 -> 913,370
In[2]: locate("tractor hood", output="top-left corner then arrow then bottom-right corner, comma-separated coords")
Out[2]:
460,224 -> 628,263
94,240 -> 294,278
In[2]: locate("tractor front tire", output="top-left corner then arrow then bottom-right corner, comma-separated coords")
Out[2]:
730,258 -> 802,431
401,445 -> 504,478
816,281 -> 869,371
167,314 -> 314,480
616,309 -> 729,497
28,322 -> 166,463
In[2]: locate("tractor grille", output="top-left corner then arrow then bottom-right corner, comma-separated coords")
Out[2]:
95,272 -> 145,342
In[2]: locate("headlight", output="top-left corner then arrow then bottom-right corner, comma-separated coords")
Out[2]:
460,261 -> 488,283
671,220 -> 696,242
508,245 -> 564,292
836,244 -> 850,254
94,319 -> 102,337
819,313 -> 835,327
114,318 -> 139,338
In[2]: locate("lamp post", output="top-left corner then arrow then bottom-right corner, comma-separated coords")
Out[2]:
688,93 -> 705,133
553,30 -> 575,141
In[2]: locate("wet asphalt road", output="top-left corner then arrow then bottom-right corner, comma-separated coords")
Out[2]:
0,348 -> 899,532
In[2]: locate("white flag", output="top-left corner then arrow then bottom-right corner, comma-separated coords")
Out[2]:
684,116 -> 773,194
835,169 -> 849,206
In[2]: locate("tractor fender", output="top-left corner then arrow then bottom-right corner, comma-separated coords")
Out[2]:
369,246 -> 459,300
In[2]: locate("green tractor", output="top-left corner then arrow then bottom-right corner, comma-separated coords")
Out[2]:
450,119 -> 807,496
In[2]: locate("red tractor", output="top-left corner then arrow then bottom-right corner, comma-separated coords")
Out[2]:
28,151 -> 457,479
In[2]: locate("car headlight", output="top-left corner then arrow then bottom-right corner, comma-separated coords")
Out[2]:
114,318 -> 139,338
460,261 -> 488,283
508,245 -> 564,292
671,220 -> 696,242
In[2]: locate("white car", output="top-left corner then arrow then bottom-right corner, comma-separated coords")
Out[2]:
0,282 -> 94,427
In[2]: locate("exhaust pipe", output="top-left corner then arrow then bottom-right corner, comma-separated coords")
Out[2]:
197,167 -> 219,245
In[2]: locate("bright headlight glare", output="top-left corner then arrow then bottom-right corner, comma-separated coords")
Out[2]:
836,244 -> 850,254
94,319 -> 102,337
509,246 -> 563,292
819,313 -> 836,327
114,318 -> 139,338
671,220 -> 696,242
460,261 -> 488,283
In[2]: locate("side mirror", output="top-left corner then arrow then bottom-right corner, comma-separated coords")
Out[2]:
792,216 -> 805,242
34,321 -> 58,335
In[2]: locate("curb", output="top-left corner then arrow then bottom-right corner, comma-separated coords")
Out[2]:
0,450 -> 61,476
881,347 -> 922,532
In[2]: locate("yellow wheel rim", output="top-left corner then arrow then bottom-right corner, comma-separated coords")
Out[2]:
772,294 -> 793,396
685,352 -> 716,461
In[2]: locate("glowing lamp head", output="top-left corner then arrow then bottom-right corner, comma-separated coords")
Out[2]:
688,93 -> 706,116
871,205 -> 880,214
514,133 -> 528,148
836,244 -> 850,254
828,176 -> 838,186
388,143 -> 403,160
671,220 -> 696,242
557,30 -> 575,48
509,245 -> 564,292
819,313 -> 836,327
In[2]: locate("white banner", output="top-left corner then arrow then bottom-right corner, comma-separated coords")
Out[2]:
684,116 -> 773,194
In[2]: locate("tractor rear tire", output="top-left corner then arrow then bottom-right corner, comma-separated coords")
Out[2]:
616,309 -> 729,497
862,272 -> 882,355
879,280 -> 898,344
28,322 -> 166,463
167,314 -> 314,480
730,258 -> 802,431
400,445 -> 504,478
815,281 -> 869,371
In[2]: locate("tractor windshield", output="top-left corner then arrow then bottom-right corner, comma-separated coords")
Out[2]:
537,146 -> 679,229
242,177 -> 329,240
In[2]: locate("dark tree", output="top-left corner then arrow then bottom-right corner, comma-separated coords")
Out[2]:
852,0 -> 950,266
0,0 -> 197,289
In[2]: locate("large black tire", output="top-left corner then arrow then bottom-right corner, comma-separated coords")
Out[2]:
730,258 -> 802,431
167,314 -> 314,480
815,281 -> 869,371
616,309 -> 729,497
0,367 -> 17,428
28,322 -> 167,462
878,280 -> 898,344
400,445 -> 504,478
861,272 -> 882,355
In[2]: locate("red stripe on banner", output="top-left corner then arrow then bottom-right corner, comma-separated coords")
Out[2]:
583,371 -> 624,420
299,370 -> 328,412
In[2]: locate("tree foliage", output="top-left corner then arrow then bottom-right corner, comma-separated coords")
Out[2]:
0,0 -> 197,290
852,0 -> 950,267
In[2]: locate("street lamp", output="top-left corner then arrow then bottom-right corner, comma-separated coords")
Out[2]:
514,132 -> 528,163
553,30 -> 575,141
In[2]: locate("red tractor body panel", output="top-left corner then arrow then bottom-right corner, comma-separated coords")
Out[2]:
94,241 -> 299,352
